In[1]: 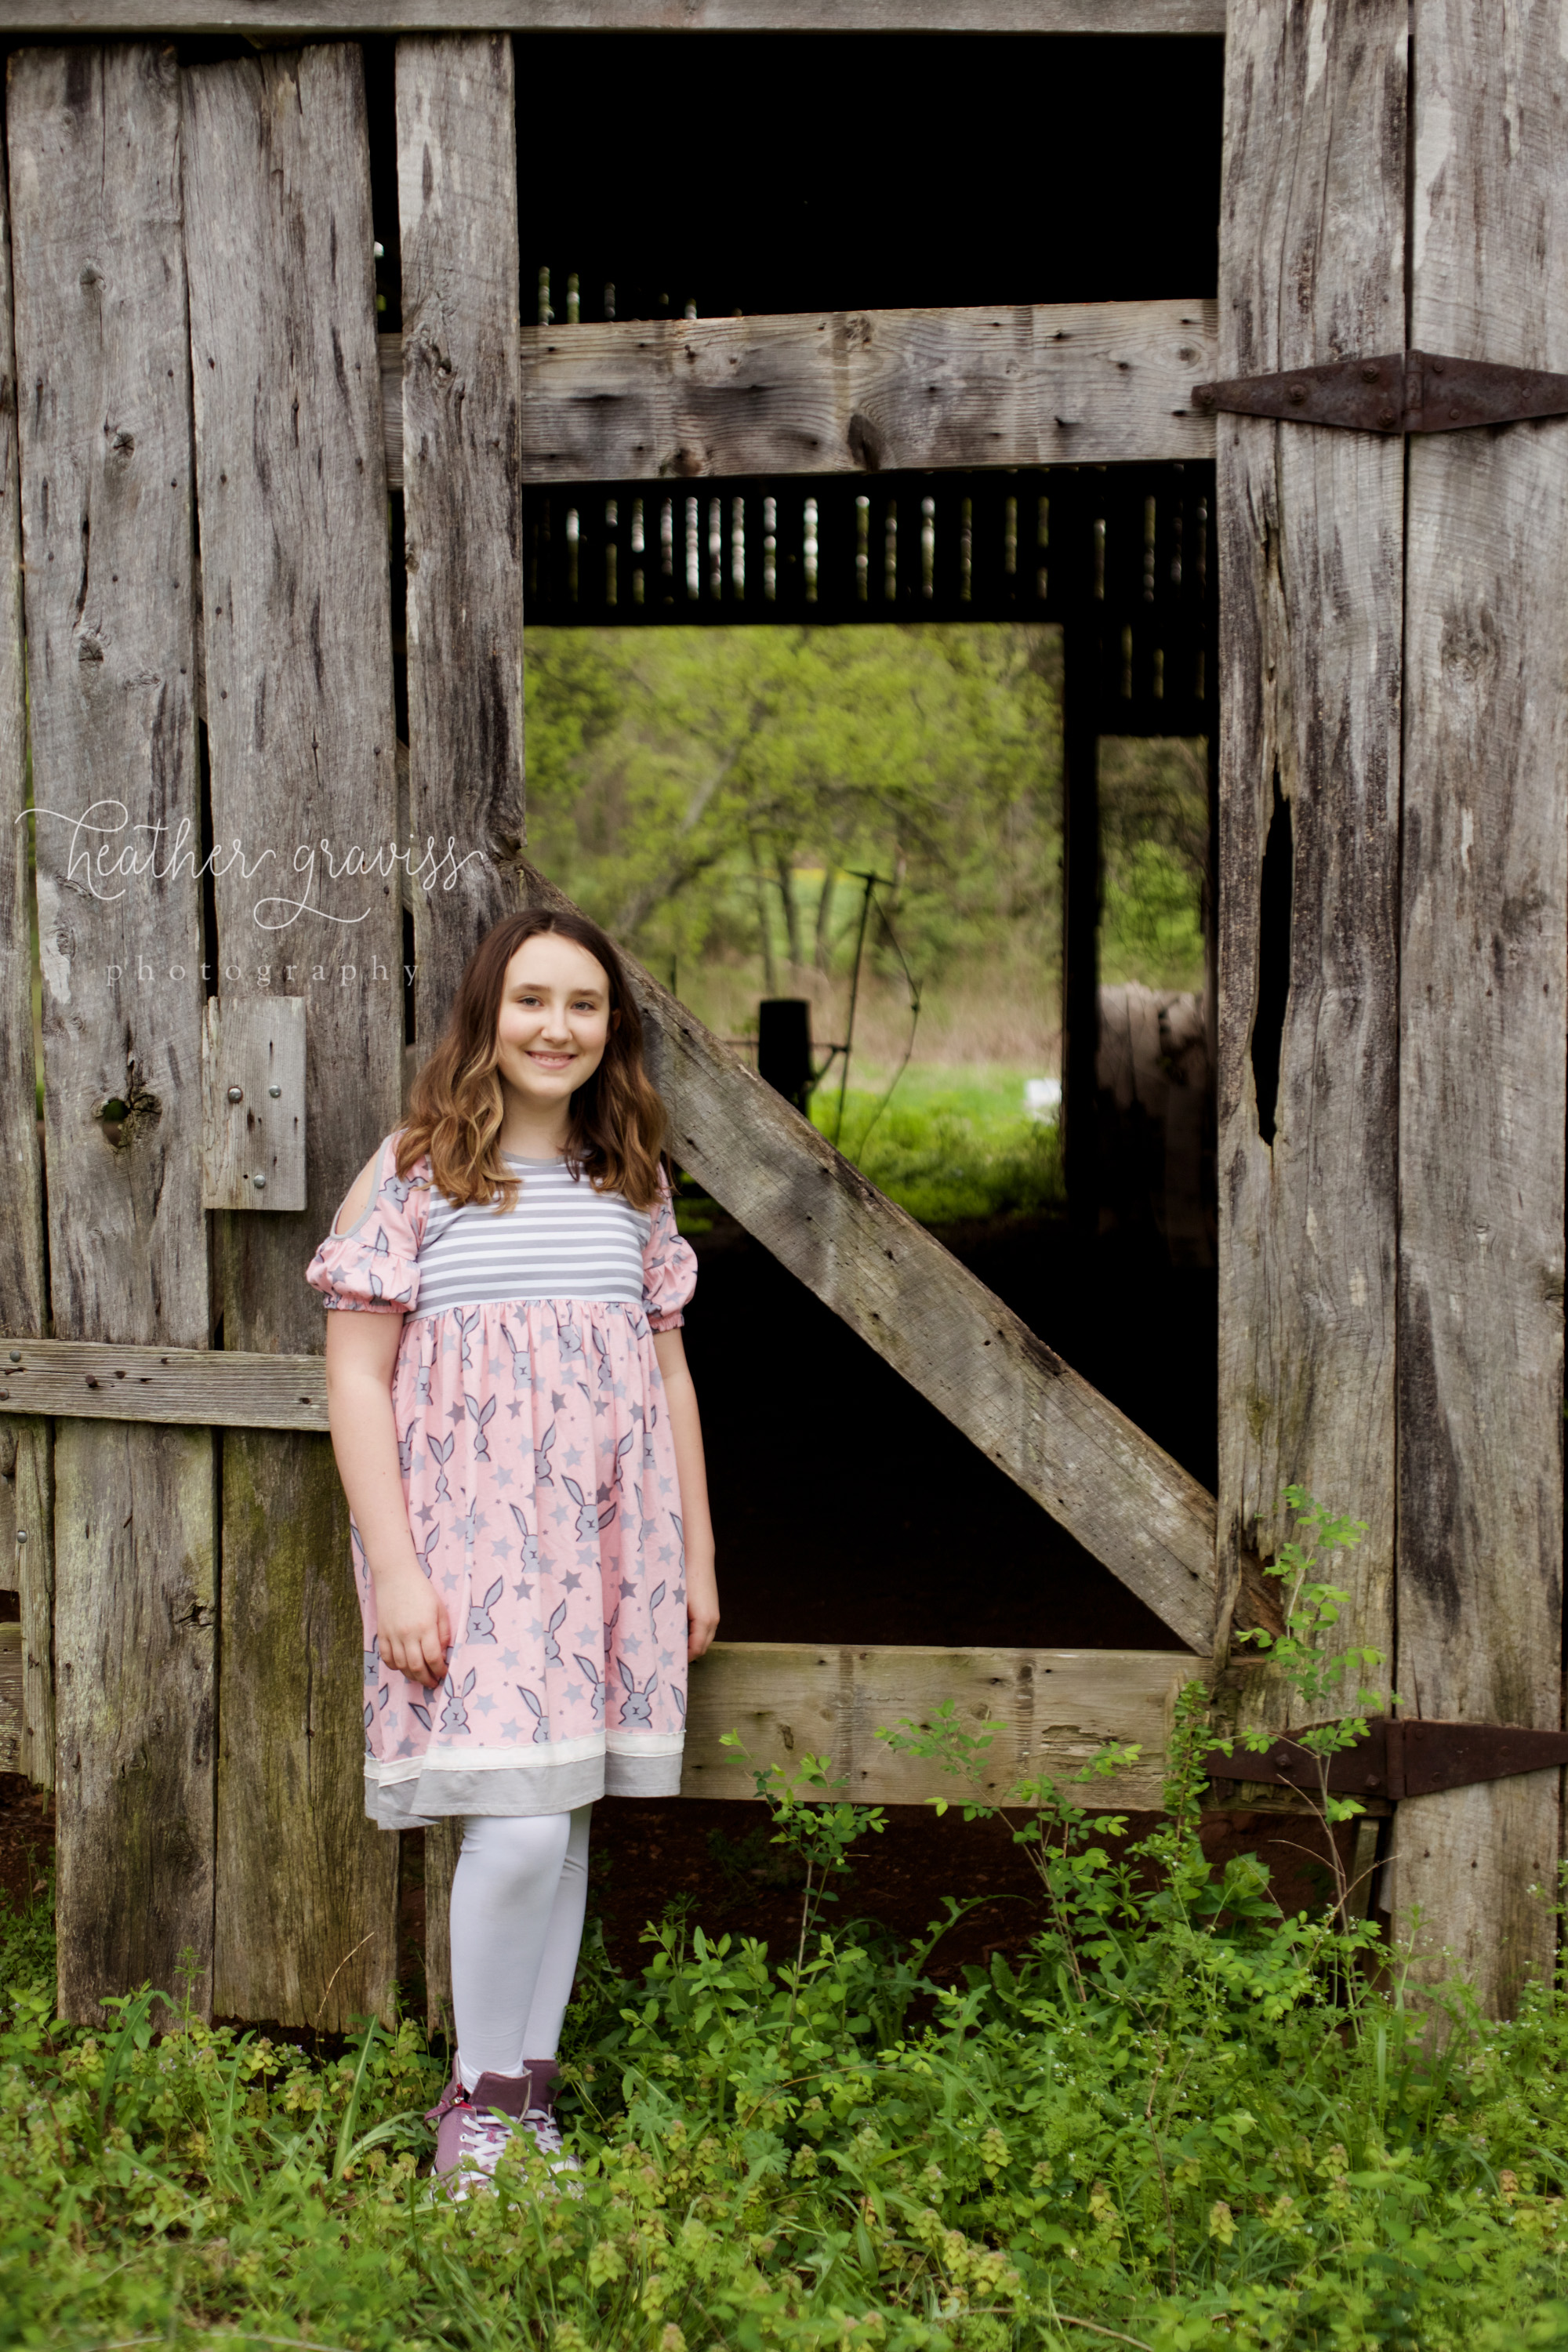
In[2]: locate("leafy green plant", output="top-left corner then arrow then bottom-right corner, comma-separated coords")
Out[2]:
1221,1486 -> 1391,1918
719,1736 -> 888,2055
9,1524 -> 1568,2352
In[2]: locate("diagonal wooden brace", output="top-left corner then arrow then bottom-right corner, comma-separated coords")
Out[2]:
521,862 -> 1218,1653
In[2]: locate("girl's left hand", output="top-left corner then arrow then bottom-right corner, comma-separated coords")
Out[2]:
686,1552 -> 720,1660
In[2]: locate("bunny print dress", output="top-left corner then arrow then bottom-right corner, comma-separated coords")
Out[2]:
306,1138 -> 698,1828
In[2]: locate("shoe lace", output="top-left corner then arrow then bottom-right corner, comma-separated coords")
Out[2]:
524,2106 -> 564,2157
456,2107 -> 514,2172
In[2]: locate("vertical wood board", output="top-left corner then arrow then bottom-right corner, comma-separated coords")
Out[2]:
182,42 -> 401,2028
9,42 -> 215,2020
0,113 -> 43,1348
1213,2 -> 1406,1693
1395,0 -> 1568,2009
423,1816 -> 459,2038
397,32 -> 524,1051
9,42 -> 206,1348
0,100 -> 54,1800
53,1417 -> 216,2024
0,1417 -> 54,1791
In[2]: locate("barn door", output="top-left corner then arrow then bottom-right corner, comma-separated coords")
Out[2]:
0,30 -> 1223,2029
1217,0 -> 1568,2014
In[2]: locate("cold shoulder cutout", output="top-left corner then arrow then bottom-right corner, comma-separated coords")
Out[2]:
307,1135 -> 430,1314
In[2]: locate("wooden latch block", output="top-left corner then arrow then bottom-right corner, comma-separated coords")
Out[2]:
1193,349 -> 1568,435
201,998 -> 306,1211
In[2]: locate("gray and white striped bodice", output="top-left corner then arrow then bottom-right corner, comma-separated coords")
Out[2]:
410,1156 -> 652,1319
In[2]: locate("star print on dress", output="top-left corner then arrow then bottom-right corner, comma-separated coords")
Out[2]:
306,1141 -> 696,1828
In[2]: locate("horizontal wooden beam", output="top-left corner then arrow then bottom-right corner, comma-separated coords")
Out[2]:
684,1639 -> 1197,1809
0,6 -> 1226,37
381,299 -> 1218,492
519,867 -> 1218,1652
0,1340 -> 328,1432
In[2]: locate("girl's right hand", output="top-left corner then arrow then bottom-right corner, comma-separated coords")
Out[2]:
373,1563 -> 452,1686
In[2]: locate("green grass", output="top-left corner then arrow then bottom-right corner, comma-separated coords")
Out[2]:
809,1064 -> 1063,1229
8,1749 -> 1568,2352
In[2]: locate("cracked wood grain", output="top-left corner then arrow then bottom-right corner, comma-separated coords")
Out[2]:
9,42 -> 216,2022
1213,2 -> 1406,1716
1395,0 -> 1568,2014
183,41 -> 401,2031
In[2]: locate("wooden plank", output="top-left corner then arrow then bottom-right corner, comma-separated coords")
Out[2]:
200,997 -> 307,1212
183,41 -> 402,2032
420,1639 -> 1194,2020
1394,0 -> 1568,2015
0,77 -> 55,1802
381,300 -> 1221,492
0,100 -> 44,1355
1212,5 -> 1406,1698
516,299 -> 1218,488
684,1641 -> 1200,1809
0,6 -> 1228,38
0,1621 -> 19,1774
9,42 -> 216,2020
53,1418 -> 216,2024
396,33 -> 524,1046
0,1338 -> 329,1430
423,1817 -> 459,2039
14,1420 -> 54,1790
0,1416 -> 54,1791
524,863 -> 1217,1652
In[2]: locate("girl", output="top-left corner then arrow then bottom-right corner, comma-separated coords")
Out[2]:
308,909 -> 719,2190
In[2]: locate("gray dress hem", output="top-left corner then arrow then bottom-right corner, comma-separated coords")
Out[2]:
365,1740 -> 684,1829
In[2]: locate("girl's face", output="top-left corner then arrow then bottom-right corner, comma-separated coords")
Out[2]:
494,935 -> 614,1114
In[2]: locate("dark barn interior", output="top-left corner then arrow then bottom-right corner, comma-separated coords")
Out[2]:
459,28 -> 1229,1653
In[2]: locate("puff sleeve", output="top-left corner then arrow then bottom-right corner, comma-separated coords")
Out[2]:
641,1167 -> 699,1333
305,1136 -> 429,1315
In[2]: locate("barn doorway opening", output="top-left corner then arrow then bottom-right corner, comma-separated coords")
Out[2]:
521,469 -> 1216,1650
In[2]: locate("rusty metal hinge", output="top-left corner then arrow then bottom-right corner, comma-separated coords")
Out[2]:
1202,1716 -> 1568,1802
1192,350 -> 1568,436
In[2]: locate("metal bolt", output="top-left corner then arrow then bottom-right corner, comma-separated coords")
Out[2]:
227,1085 -> 243,1103
268,1083 -> 281,1098
1431,357 -> 1445,375
1288,383 -> 1307,405
1361,362 -> 1380,383
7,1350 -> 18,1363
15,1528 -> 26,1543
252,1172 -> 267,1189
1380,406 -> 1397,427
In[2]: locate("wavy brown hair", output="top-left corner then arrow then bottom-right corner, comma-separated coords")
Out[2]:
396,909 -> 666,1210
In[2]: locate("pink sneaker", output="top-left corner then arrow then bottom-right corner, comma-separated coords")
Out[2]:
425,2068 -> 531,2197
520,2055 -> 580,2175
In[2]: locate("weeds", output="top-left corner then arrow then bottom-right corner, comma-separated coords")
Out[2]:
4,1502 -> 1568,2349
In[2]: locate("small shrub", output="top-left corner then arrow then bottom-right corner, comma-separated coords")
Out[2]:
5,1500 -> 1568,2349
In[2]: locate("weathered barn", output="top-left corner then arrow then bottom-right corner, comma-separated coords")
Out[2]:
0,0 -> 1559,2027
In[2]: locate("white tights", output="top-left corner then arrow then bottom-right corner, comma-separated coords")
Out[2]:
448,1806 -> 592,2090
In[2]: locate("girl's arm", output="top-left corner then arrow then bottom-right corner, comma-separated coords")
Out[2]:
325,1309 -> 451,1685
652,1327 -> 719,1660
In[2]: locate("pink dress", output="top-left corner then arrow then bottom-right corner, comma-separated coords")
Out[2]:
306,1137 -> 698,1828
